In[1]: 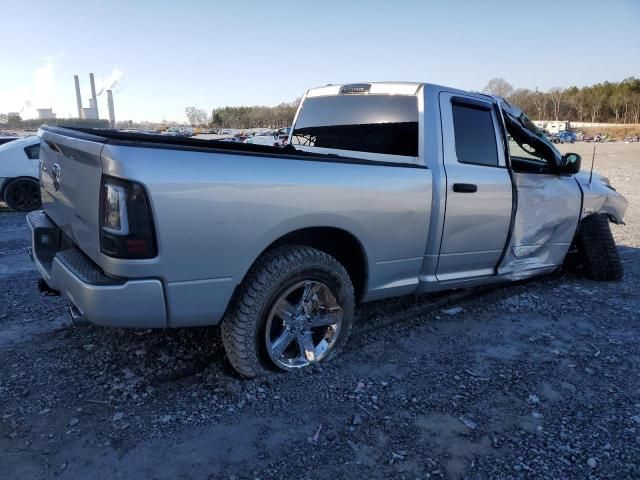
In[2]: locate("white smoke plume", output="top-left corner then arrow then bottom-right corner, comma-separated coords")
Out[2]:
0,57 -> 56,117
97,68 -> 124,95
33,57 -> 56,107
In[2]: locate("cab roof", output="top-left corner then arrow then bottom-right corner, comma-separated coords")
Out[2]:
306,82 -> 424,97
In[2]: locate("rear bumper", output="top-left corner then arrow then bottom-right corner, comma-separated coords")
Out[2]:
27,211 -> 167,328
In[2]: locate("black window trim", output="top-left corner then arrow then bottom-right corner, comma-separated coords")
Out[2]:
450,96 -> 505,169
450,96 -> 492,111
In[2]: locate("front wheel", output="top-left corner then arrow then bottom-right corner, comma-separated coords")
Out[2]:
576,214 -> 623,281
3,178 -> 41,212
221,245 -> 355,377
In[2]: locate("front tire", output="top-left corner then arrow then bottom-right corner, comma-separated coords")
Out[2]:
3,178 -> 41,212
221,245 -> 355,378
576,214 -> 623,281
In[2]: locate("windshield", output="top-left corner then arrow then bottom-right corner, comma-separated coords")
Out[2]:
499,99 -> 561,167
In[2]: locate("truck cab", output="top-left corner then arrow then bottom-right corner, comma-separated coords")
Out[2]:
289,82 -> 604,291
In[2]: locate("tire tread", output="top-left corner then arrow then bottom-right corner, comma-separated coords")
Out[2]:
577,214 -> 623,281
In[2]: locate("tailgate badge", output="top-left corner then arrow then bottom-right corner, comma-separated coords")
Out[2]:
52,163 -> 61,191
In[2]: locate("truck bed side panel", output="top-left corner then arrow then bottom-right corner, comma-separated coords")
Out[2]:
99,144 -> 432,326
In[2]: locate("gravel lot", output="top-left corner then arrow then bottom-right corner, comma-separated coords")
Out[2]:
1,143 -> 638,479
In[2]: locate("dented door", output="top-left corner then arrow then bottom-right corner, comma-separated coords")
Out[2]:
498,172 -> 581,279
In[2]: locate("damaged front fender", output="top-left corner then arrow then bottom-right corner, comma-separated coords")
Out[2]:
576,171 -> 628,224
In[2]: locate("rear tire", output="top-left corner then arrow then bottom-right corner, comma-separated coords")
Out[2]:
576,214 -> 623,281
3,178 -> 41,212
221,245 -> 355,378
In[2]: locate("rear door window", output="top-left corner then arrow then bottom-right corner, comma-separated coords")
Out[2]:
24,143 -> 41,160
451,102 -> 498,167
291,95 -> 418,157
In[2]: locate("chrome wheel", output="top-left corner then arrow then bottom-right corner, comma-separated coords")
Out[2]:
265,280 -> 343,370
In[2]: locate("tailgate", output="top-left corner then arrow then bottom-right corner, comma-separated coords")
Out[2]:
38,126 -> 107,263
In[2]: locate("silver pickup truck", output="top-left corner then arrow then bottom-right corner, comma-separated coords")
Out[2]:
29,82 -> 627,377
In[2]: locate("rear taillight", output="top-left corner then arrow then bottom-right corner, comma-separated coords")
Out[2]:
102,184 -> 129,234
99,176 -> 157,259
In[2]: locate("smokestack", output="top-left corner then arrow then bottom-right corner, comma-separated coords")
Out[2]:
89,73 -> 99,118
74,75 -> 82,118
107,90 -> 115,128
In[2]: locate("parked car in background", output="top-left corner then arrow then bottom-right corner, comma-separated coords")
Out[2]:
245,131 -> 279,146
0,136 -> 41,211
0,135 -> 20,146
246,129 -> 290,147
550,131 -> 576,144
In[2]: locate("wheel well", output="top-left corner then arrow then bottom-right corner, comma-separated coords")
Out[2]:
265,227 -> 368,300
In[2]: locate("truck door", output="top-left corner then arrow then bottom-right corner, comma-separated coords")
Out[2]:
436,93 -> 513,281
497,121 -> 582,278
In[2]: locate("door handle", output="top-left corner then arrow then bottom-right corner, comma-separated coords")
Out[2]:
453,183 -> 477,193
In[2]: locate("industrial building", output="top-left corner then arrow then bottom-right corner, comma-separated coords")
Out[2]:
37,108 -> 56,120
74,73 -> 116,127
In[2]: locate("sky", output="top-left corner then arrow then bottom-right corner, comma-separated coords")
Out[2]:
2,0 -> 639,123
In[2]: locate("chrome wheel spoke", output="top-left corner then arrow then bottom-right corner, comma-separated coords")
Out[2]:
298,332 -> 316,362
270,327 -> 295,358
265,279 -> 343,370
308,307 -> 343,327
301,281 -> 320,302
273,299 -> 297,320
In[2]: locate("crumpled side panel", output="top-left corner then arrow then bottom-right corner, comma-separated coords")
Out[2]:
498,173 -> 581,279
576,173 -> 628,224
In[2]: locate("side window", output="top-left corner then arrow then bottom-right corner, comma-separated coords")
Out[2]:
24,143 -> 41,160
507,136 -> 544,161
291,95 -> 418,157
451,102 -> 498,167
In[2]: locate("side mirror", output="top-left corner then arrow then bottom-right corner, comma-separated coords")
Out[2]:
560,153 -> 581,175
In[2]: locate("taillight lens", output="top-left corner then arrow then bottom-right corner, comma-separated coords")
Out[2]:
99,176 -> 157,259
102,184 -> 129,234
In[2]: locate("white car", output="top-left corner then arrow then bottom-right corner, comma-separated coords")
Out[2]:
0,136 -> 41,211
245,131 -> 289,147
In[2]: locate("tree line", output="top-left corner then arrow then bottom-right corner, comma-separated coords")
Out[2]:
0,114 -> 112,130
4,79 -> 638,131
484,77 -> 640,124
184,100 -> 300,128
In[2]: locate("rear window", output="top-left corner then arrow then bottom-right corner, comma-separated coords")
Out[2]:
291,95 -> 418,157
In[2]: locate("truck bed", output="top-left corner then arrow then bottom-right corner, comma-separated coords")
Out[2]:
51,126 -> 423,169
37,125 -> 433,327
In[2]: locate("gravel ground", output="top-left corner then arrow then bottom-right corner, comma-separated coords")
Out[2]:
0,143 -> 638,479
